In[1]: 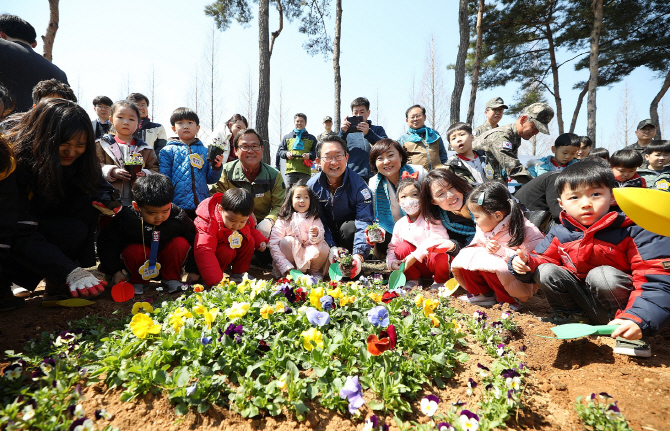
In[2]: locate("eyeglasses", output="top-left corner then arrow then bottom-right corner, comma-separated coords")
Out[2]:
237,144 -> 262,152
408,115 -> 424,120
321,154 -> 345,163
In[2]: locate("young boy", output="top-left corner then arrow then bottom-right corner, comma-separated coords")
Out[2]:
91,95 -> 112,139
510,160 -> 670,357
576,136 -> 592,160
338,97 -> 388,181
609,149 -> 646,188
97,174 -> 197,294
398,104 -> 448,171
277,113 -> 317,187
637,140 -> 670,192
527,133 -> 580,177
194,188 -> 268,286
159,107 -> 223,219
444,122 -> 487,184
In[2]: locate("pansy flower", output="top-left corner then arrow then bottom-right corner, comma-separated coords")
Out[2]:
257,340 -> 271,352
300,327 -> 324,351
437,422 -> 455,431
69,418 -> 94,431
381,291 -> 399,303
295,287 -> 307,302
339,295 -> 355,307
420,394 -> 439,417
459,410 -> 480,431
95,409 -> 113,420
320,295 -> 335,311
41,358 -> 56,374
605,402 -> 621,420
362,415 -> 377,431
496,343 -> 506,356
467,378 -> 478,396
225,302 -> 250,321
201,336 -> 213,345
22,405 -> 35,421
327,286 -> 343,299
366,334 -> 391,356
379,324 -> 397,349
368,292 -> 382,303
130,313 -> 161,339
339,376 -> 365,415
260,304 -> 274,319
306,307 -> 330,326
423,298 -> 438,317
309,286 -> 325,309
186,383 -> 197,396
429,314 -> 440,327
3,364 -> 22,380
414,293 -> 425,307
203,307 -> 219,330
367,306 -> 389,327
223,324 -> 243,340
506,376 -> 521,390
277,374 -> 288,391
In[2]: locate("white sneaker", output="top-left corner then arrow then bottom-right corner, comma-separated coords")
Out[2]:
133,284 -> 145,295
11,285 -> 31,298
457,293 -> 497,306
430,282 -> 443,291
163,280 -> 183,294
404,279 -> 420,290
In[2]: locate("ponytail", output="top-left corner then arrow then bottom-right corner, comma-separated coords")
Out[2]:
507,198 -> 525,247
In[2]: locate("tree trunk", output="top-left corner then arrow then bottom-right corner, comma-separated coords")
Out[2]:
42,0 -> 59,61
650,69 -> 670,140
451,0 -> 468,125
545,21 -> 564,134
333,0 -> 342,133
569,81 -> 589,133
586,0 -> 603,144
257,0 -> 272,164
466,0 -> 484,125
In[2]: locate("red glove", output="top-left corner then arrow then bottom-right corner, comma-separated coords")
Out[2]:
303,159 -> 313,168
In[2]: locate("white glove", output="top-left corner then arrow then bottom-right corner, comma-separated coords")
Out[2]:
257,218 -> 273,239
351,254 -> 363,278
66,267 -> 107,298
328,246 -> 340,264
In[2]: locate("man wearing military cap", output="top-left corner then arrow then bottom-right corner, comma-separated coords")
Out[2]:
317,116 -> 338,143
472,97 -> 508,138
474,102 -> 554,185
624,119 -> 657,157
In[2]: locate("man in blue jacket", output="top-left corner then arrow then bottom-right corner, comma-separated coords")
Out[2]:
338,97 -> 387,182
308,136 -> 374,278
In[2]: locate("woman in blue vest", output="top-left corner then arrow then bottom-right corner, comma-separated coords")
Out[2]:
367,138 -> 426,258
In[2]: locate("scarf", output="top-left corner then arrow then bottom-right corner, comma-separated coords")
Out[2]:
439,208 -> 476,245
405,126 -> 440,144
292,129 -> 305,150
373,164 -> 415,233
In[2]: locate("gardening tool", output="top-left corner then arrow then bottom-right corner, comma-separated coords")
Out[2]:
289,269 -> 305,280
388,262 -> 406,290
329,263 -> 342,281
442,278 -> 460,296
42,298 -> 95,308
613,188 -> 670,237
546,323 -> 620,339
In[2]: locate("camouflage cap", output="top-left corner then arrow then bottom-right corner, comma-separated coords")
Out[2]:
637,119 -> 655,130
323,116 -> 333,123
486,97 -> 508,109
522,102 -> 554,135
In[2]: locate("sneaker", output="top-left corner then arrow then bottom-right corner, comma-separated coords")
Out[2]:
507,302 -> 523,312
230,273 -> 255,284
429,282 -> 444,291
163,280 -> 183,294
457,293 -> 497,306
133,284 -> 145,295
614,337 -> 651,358
405,279 -> 420,290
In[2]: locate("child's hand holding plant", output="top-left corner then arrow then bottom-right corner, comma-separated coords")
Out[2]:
512,249 -> 531,274
486,239 -> 501,254
211,154 -> 223,169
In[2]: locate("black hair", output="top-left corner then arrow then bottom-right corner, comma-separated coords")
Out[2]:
233,128 -> 263,148
555,159 -> 616,196
396,178 -> 421,201
316,135 -> 348,157
0,14 -> 36,44
132,174 -> 174,207
109,100 -> 140,134
467,182 -> 525,247
220,188 -> 254,217
8,98 -> 100,201
553,133 -> 581,148
170,107 -> 200,126
227,114 -> 248,130
350,97 -> 370,111
405,104 -> 426,118
579,136 -> 593,148
369,138 -> 407,174
127,93 -> 149,106
644,140 -> 670,154
0,83 -> 15,119
446,122 -> 473,141
589,147 -> 609,161
277,180 -> 321,220
92,95 -> 113,107
31,79 -> 77,105
294,113 -> 307,122
609,149 -> 643,169
421,168 -> 474,224
0,133 -> 13,178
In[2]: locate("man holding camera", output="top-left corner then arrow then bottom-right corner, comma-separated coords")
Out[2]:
338,97 -> 388,182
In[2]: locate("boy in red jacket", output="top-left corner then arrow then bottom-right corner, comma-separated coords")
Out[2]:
194,188 -> 267,286
511,158 -> 670,357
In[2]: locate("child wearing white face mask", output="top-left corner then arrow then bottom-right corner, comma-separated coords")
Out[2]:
386,177 -> 453,290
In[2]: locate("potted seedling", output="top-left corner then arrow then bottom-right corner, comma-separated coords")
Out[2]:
367,222 -> 384,243
207,137 -> 226,162
337,248 -> 354,278
122,157 -> 143,181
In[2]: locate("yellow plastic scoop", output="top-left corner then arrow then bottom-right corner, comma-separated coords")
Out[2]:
613,188 -> 670,237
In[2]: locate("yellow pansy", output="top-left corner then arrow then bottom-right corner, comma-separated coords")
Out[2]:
131,302 -> 153,315
237,274 -> 252,294
250,279 -> 268,299
275,301 -> 285,313
203,307 -> 219,330
193,304 -> 207,315
277,374 -> 288,391
309,286 -> 324,309
301,327 -> 324,351
368,292 -> 382,303
169,308 -> 193,332
327,286 -> 343,299
423,298 -> 438,317
452,319 -> 463,334
260,304 -> 274,319
130,313 -> 161,339
225,302 -> 250,321
415,293 -> 425,307
429,314 -> 440,327
339,295 -> 356,307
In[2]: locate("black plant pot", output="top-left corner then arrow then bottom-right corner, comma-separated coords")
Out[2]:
123,164 -> 142,181
207,145 -> 225,163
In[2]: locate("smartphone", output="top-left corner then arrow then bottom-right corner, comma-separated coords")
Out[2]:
346,116 -> 364,129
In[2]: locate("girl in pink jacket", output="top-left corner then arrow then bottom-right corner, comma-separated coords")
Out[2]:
387,175 -> 452,290
269,181 -> 330,279
452,182 -> 545,308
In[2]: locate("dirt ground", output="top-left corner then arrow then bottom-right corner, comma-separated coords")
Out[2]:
1,265 -> 669,431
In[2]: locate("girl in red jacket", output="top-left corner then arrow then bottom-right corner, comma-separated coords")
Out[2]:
194,188 -> 267,286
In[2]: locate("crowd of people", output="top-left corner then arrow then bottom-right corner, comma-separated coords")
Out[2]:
1,14 -> 669,360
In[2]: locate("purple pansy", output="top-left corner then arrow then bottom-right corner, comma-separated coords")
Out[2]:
367,306 -> 390,328
306,307 -> 330,326
339,376 -> 365,414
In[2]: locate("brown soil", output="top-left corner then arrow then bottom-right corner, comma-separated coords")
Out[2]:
1,265 -> 669,431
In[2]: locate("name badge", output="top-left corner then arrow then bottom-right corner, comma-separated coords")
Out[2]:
140,230 -> 161,279
656,179 -> 669,190
255,192 -> 265,198
229,231 -> 243,249
484,163 -> 494,179
139,261 -> 161,280
190,153 -> 204,169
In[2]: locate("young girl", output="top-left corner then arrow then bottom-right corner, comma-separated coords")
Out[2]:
451,182 -> 545,308
269,181 -> 330,279
5,98 -> 110,299
208,113 -> 248,163
387,177 -> 452,290
96,100 -> 158,206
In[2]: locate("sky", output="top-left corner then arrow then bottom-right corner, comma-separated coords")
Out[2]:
4,0 -> 669,157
